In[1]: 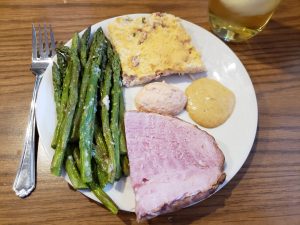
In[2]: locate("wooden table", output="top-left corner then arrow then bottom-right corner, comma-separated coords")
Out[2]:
1,0 -> 299,224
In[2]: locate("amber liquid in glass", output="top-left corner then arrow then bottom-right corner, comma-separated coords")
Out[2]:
209,0 -> 281,42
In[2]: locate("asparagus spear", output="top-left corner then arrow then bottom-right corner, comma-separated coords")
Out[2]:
65,145 -> 88,189
73,145 -> 118,214
56,45 -> 69,79
79,31 -> 107,182
52,62 -> 62,121
89,181 -> 118,215
94,121 -> 108,155
70,59 -> 92,142
51,33 -> 80,176
73,146 -> 81,168
119,91 -> 127,155
100,62 -> 116,183
121,155 -> 130,176
99,37 -> 109,83
79,26 -> 91,67
93,123 -> 109,188
79,64 -> 100,183
71,28 -> 106,141
51,46 -> 72,149
110,51 -> 122,179
75,145 -> 108,190
93,144 -> 109,189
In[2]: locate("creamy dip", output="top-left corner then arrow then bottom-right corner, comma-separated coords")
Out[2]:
185,78 -> 235,128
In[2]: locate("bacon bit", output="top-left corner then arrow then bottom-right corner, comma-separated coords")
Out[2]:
154,12 -> 164,17
152,21 -> 162,29
181,39 -> 190,45
132,56 -> 140,67
138,31 -> 148,44
156,70 -> 163,76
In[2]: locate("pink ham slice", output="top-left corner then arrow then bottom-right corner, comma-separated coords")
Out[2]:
125,111 -> 226,221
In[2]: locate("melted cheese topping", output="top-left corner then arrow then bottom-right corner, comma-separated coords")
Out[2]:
108,13 -> 203,78
186,78 -> 235,128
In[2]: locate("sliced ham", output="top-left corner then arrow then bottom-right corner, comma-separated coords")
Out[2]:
125,111 -> 226,221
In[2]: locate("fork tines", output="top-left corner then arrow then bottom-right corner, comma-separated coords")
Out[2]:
32,24 -> 56,59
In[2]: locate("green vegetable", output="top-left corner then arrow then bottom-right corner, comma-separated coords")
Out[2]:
51,45 -> 72,149
92,145 -> 108,189
73,146 -> 81,168
71,28 -> 106,141
119,91 -> 127,155
56,45 -> 69,79
51,33 -> 80,176
73,146 -> 118,214
79,64 -> 100,183
79,30 -> 107,183
100,62 -> 116,183
65,145 -> 88,189
50,28 -> 125,216
80,26 -> 91,67
94,121 -> 108,155
110,51 -> 122,180
70,61 -> 91,142
52,62 -> 62,121
121,155 -> 130,176
89,181 -> 118,214
94,122 -> 109,188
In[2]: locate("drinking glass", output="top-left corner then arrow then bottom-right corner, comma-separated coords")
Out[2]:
208,0 -> 281,42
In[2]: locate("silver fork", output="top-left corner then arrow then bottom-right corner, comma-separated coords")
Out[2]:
13,24 -> 56,198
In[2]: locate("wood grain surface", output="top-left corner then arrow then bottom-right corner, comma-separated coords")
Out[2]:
0,0 -> 300,224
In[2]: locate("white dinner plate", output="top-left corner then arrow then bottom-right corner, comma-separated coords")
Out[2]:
36,14 -> 258,212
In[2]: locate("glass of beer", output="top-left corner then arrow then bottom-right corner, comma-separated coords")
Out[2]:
208,0 -> 281,42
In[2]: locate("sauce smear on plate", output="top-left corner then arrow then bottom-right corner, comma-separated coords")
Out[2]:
186,78 -> 235,128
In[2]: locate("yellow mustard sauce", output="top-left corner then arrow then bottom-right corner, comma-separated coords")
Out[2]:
185,78 -> 235,128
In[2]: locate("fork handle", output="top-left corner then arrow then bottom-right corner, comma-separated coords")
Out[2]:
13,75 -> 42,198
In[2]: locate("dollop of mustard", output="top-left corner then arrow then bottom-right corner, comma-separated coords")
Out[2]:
185,78 -> 235,128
